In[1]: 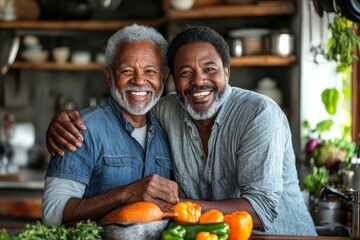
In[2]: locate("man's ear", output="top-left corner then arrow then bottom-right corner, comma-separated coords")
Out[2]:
224,66 -> 230,79
104,67 -> 112,87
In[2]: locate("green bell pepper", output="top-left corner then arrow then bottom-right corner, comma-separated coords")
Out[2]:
169,222 -> 229,240
161,224 -> 186,240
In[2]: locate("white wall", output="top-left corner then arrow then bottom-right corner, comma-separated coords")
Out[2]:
300,0 -> 345,154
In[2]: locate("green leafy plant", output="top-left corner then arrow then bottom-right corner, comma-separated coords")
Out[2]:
303,166 -> 328,197
302,14 -> 359,197
0,220 -> 103,240
326,15 -> 360,72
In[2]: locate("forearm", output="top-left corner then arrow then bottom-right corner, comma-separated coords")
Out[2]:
62,186 -> 127,226
181,198 -> 264,231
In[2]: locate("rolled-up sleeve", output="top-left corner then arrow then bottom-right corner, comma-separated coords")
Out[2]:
42,177 -> 85,226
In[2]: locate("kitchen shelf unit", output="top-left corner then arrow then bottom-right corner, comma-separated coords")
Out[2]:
0,0 -> 302,156
0,0 -> 297,70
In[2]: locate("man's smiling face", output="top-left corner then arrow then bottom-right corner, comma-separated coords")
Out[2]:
172,41 -> 230,120
106,40 -> 165,116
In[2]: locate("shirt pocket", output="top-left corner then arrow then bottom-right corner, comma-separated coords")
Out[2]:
212,177 -> 241,200
103,156 -> 136,191
155,157 -> 173,179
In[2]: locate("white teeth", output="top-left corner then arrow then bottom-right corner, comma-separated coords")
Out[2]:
192,91 -> 210,97
130,91 -> 147,96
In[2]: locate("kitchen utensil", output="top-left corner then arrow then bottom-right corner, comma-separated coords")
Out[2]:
255,77 -> 283,106
52,47 -> 70,63
71,51 -> 91,64
89,0 -> 122,11
1,33 -> 20,76
231,39 -> 242,57
270,32 -> 294,57
169,0 -> 195,10
100,219 -> 170,240
320,186 -> 360,238
21,50 -> 49,63
228,28 -> 271,55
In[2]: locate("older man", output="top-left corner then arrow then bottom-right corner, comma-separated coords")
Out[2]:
42,24 -> 178,226
46,26 -> 317,236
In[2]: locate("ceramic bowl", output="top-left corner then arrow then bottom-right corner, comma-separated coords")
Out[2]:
71,51 -> 91,64
21,50 -> 49,63
52,47 -> 70,63
169,0 -> 194,10
100,219 -> 170,240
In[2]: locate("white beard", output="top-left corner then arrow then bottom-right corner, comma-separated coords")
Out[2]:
178,76 -> 230,120
111,78 -> 163,116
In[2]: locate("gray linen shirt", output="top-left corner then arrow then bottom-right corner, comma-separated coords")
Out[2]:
153,86 -> 317,235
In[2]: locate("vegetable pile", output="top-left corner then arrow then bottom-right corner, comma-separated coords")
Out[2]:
0,220 -> 103,240
161,201 -> 253,240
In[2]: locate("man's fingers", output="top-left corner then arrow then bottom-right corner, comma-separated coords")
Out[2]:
56,113 -> 84,142
52,121 -> 82,148
47,138 -> 64,156
146,176 -> 179,205
68,111 -> 86,131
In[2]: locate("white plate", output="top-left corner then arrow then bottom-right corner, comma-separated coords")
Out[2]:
229,28 -> 271,38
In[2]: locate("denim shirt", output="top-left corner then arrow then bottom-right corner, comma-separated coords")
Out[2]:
46,97 -> 173,198
153,86 -> 317,236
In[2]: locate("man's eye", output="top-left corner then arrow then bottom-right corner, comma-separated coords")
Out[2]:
204,67 -> 216,73
120,69 -> 134,75
179,70 -> 192,78
144,69 -> 159,76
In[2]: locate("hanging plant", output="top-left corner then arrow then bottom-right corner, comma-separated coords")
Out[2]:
326,15 -> 360,72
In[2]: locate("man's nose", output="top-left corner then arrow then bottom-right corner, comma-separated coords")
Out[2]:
132,70 -> 146,85
190,71 -> 206,86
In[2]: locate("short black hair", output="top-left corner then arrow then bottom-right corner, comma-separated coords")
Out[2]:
167,26 -> 230,75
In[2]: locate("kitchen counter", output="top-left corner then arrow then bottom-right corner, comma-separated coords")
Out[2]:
0,168 -> 45,229
250,235 -> 350,239
2,231 -> 352,240
0,168 -> 45,190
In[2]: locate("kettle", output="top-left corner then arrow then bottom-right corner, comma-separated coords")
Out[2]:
320,186 -> 360,239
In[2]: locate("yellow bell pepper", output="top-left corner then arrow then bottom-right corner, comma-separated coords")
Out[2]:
224,211 -> 253,240
173,201 -> 202,223
199,209 -> 224,223
196,231 -> 219,240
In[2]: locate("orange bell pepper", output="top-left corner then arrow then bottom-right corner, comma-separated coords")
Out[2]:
196,231 -> 219,240
199,209 -> 224,223
224,211 -> 253,240
173,201 -> 202,223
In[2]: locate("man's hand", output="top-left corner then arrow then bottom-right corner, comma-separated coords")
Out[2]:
46,110 -> 86,156
121,174 -> 179,212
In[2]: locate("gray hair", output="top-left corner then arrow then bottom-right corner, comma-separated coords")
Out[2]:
105,24 -> 168,73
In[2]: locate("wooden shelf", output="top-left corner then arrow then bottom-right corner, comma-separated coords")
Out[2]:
0,1 -> 296,30
0,18 -> 167,30
166,1 -> 296,20
230,55 -> 296,66
11,55 -> 296,70
11,61 -> 104,70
